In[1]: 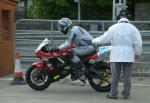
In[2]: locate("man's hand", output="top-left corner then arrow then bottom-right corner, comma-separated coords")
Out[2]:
135,54 -> 140,59
92,39 -> 98,48
49,47 -> 59,52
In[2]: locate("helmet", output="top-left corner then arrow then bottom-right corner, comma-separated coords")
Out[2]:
116,10 -> 128,20
58,18 -> 72,34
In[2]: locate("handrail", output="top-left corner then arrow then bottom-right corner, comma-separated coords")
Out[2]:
14,19 -> 150,74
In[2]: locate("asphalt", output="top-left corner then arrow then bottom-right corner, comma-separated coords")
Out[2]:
0,75 -> 150,103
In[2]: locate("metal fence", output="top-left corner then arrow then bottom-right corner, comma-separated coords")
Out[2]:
15,19 -> 150,75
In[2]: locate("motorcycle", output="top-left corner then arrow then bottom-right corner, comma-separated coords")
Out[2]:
26,38 -> 111,92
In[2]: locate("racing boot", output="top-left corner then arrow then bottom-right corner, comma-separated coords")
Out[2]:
71,79 -> 86,86
71,61 -> 86,86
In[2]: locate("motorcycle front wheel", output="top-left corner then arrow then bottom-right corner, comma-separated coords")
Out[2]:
88,62 -> 111,92
26,66 -> 52,91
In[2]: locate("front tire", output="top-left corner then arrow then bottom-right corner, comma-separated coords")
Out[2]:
26,66 -> 52,91
88,62 -> 111,92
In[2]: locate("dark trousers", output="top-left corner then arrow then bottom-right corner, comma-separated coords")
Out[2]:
110,62 -> 132,97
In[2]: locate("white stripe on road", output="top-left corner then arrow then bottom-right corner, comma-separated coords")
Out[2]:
119,83 -> 150,87
0,78 -> 13,81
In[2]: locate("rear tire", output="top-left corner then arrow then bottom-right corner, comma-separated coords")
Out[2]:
88,62 -> 111,92
26,66 -> 52,91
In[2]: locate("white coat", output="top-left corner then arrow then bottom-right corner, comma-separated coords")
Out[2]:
92,18 -> 142,62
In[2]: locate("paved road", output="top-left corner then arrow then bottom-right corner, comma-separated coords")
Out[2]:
0,76 -> 150,103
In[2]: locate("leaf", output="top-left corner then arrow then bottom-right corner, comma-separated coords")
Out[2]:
55,0 -> 68,6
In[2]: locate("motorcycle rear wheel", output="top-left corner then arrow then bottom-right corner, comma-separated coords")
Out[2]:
26,66 -> 52,91
88,63 -> 111,92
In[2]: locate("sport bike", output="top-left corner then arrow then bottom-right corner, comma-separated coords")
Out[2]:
26,38 -> 111,92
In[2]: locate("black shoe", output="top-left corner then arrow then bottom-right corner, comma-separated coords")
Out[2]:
71,73 -> 77,81
71,70 -> 85,81
123,96 -> 130,99
106,94 -> 118,99
122,91 -> 130,99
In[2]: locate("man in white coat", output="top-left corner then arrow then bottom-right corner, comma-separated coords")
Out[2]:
92,18 -> 142,99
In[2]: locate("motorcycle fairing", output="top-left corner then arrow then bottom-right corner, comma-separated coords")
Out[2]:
32,62 -> 54,72
35,38 -> 50,52
35,51 -> 59,57
86,54 -> 98,60
32,62 -> 43,69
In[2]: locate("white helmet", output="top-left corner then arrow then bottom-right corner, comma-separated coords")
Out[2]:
58,18 -> 72,34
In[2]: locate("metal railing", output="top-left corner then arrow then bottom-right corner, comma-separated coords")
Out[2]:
15,19 -> 150,75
